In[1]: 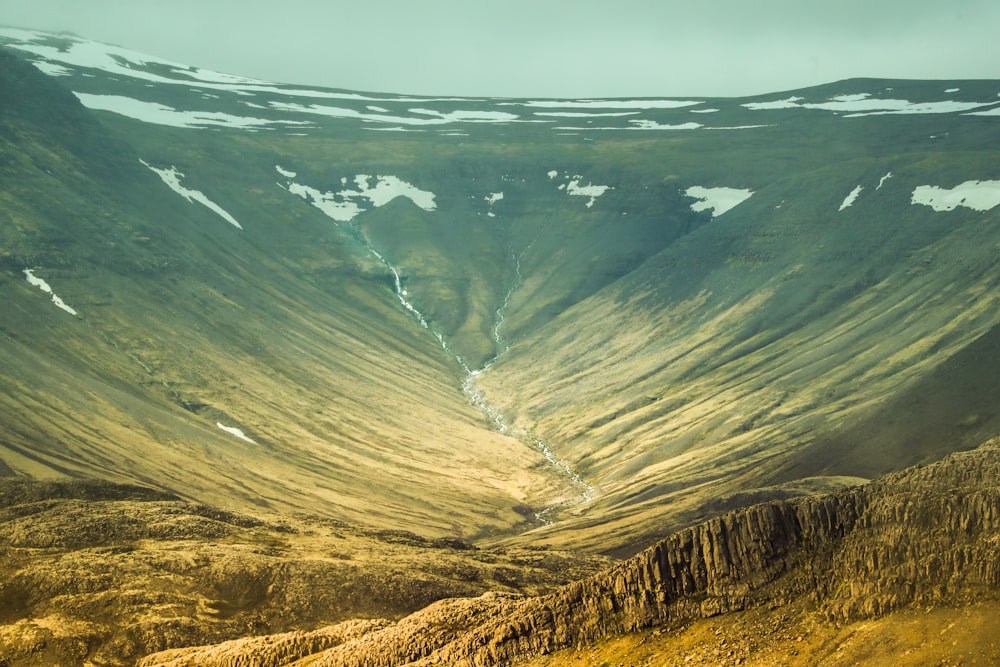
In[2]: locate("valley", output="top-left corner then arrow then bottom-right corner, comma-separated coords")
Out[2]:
0,26 -> 999,665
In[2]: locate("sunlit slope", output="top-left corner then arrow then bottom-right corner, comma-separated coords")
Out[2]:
2,28 -> 999,556
479,134 -> 1000,552
0,50 -> 570,537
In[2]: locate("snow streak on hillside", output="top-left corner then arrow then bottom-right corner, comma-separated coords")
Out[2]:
140,160 -> 244,228
23,269 -> 78,315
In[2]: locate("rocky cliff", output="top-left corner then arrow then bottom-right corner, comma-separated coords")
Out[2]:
194,438 -> 1000,667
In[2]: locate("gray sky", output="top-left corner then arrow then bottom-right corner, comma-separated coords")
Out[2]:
2,0 -> 999,98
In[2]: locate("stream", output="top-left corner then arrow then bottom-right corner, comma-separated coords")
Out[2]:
281,173 -> 593,512
371,241 -> 594,511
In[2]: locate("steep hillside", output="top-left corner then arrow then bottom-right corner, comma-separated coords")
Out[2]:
0,27 -> 999,562
0,44 -> 573,538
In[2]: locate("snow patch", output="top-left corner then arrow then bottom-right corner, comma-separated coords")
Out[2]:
31,61 -> 72,76
23,269 -> 78,315
270,102 -> 518,125
877,172 -> 893,190
628,120 -> 702,130
76,93 -> 309,130
275,165 -> 297,178
968,106 -> 1000,117
515,99 -> 702,109
742,96 -> 804,110
409,108 -> 520,123
685,186 -> 754,217
284,175 -> 436,222
549,173 -> 612,208
485,192 -> 504,205
140,159 -> 243,229
911,180 -> 1000,212
566,179 -> 611,207
216,423 -> 255,443
744,93 -> 991,116
532,111 -> 640,118
839,185 -> 863,211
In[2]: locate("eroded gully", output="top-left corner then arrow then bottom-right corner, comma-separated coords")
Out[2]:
368,240 -> 594,514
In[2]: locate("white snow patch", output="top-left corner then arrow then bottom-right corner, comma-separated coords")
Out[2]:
366,105 -> 389,112
566,179 -> 611,208
628,120 -> 702,130
140,159 -> 243,229
31,60 -> 72,76
275,165 -> 297,179
532,111 -> 640,118
76,93 -> 309,130
216,423 -> 255,443
356,175 -> 436,210
744,93 -> 991,116
945,88 -> 960,93
839,185 -> 863,211
270,102 -> 518,125
877,172 -> 893,190
547,170 -> 559,180
284,175 -> 436,222
485,192 -> 504,205
690,108 -> 720,113
742,96 -> 804,110
968,106 -> 1000,116
287,182 -> 364,221
514,99 -> 702,109
685,186 -> 754,217
703,124 -> 774,130
23,269 -> 77,315
911,180 -> 1000,212
409,108 -> 520,123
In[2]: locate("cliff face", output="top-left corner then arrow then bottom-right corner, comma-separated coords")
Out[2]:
252,438 -> 999,667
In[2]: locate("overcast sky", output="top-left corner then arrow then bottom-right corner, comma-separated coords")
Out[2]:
1,0 -> 998,98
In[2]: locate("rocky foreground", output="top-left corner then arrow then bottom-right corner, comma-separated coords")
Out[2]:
124,437 -> 1000,666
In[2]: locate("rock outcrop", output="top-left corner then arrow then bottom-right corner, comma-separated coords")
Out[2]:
262,438 -> 1000,667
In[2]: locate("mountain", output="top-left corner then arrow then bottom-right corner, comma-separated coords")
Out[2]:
0,25 -> 998,665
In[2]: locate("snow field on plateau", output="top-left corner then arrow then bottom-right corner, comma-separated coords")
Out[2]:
76,93 -> 310,130
742,92 -> 999,116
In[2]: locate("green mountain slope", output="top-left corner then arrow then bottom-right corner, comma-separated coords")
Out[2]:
0,47 -> 572,538
0,28 -> 998,560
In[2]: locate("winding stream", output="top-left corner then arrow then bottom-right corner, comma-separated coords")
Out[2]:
372,240 -> 594,510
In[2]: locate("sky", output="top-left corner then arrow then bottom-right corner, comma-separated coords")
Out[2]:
1,0 -> 999,98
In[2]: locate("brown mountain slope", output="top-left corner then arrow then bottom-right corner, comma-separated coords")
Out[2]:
0,479 -> 610,666
135,437 -> 1000,666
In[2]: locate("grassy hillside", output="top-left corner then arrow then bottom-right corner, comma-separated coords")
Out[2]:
0,48 -> 574,538
0,31 -> 998,561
